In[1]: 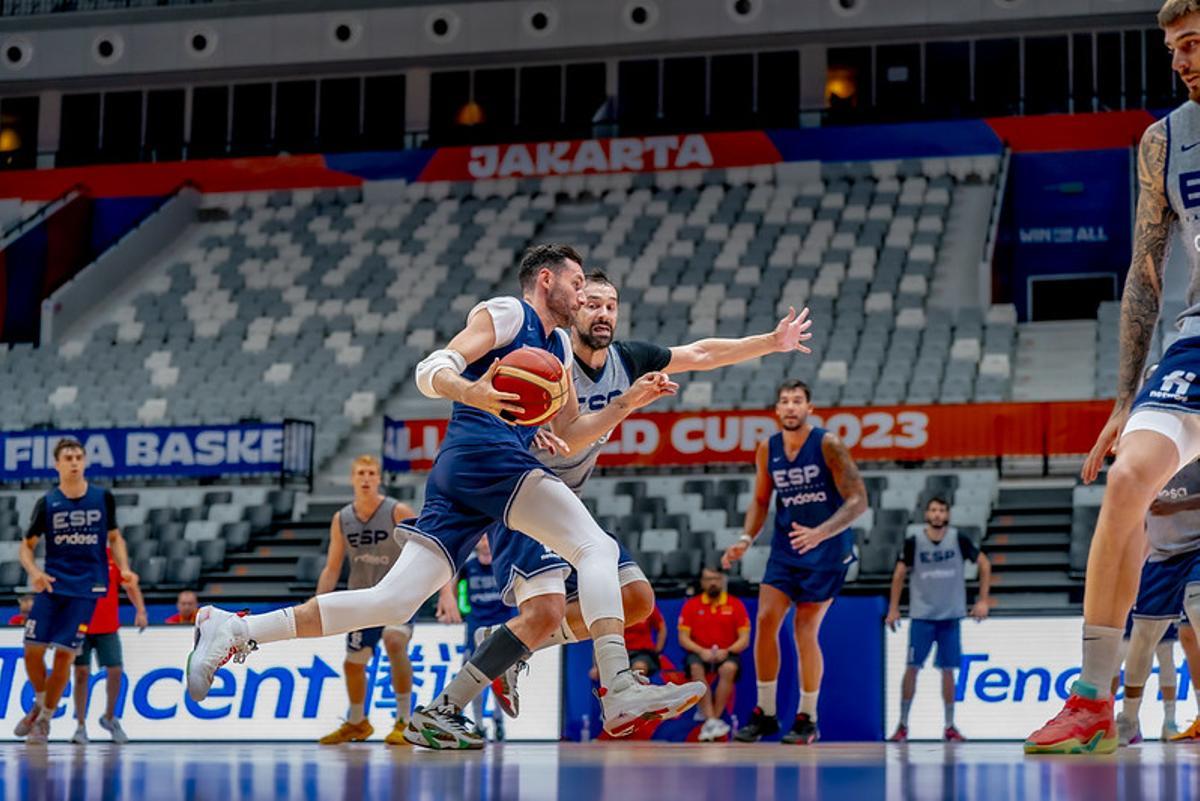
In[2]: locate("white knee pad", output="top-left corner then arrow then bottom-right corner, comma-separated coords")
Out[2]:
1122,410 -> 1200,470
317,537 -> 452,636
1125,617 -> 1173,687
507,469 -> 623,628
1158,639 -> 1179,689
512,568 -> 570,608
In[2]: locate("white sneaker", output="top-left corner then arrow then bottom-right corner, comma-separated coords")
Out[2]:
26,715 -> 49,745
13,706 -> 39,737
99,715 -> 128,744
600,673 -> 706,737
1116,712 -> 1142,746
71,724 -> 88,745
709,718 -> 731,739
697,718 -> 717,742
186,606 -> 254,702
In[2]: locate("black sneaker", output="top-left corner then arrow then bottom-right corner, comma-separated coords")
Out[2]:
781,713 -> 820,745
733,707 -> 780,742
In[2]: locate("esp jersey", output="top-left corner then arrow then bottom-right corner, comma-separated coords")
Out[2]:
1147,460 -> 1200,562
27,485 -> 115,598
438,297 -> 572,455
767,429 -> 854,570
462,555 -> 511,626
338,497 -> 403,590
901,528 -> 979,621
1165,101 -> 1200,325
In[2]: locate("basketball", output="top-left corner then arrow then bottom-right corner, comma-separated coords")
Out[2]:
492,346 -> 570,426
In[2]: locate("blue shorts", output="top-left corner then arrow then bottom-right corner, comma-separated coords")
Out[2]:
489,525 -> 639,607
346,620 -> 413,657
24,593 -> 98,653
401,445 -> 551,573
1132,336 -> 1200,415
761,558 -> 849,604
908,618 -> 962,669
1131,549 -> 1200,620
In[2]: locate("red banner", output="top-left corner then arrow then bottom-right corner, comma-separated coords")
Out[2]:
384,401 -> 1114,472
417,131 -> 782,182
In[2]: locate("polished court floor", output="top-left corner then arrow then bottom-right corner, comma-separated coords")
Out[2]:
5,742 -> 1200,801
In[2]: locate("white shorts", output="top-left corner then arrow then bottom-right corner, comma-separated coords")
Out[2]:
1122,409 -> 1200,471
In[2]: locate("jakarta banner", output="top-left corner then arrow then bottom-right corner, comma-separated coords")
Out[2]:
383,400 -> 1113,472
0,423 -> 290,481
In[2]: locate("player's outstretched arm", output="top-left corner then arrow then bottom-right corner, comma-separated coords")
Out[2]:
122,577 -> 149,630
316,514 -> 346,595
722,441 -> 772,568
789,434 -> 868,554
663,306 -> 812,375
548,370 -> 678,452
1083,119 -> 1175,484
415,308 -> 525,418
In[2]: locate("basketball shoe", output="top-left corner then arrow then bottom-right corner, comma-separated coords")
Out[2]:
319,720 -> 374,745
404,699 -> 486,750
781,713 -> 819,745
1169,717 -> 1200,742
598,671 -> 706,737
734,707 -> 781,742
1024,685 -> 1117,754
186,606 -> 256,702
475,626 -> 526,718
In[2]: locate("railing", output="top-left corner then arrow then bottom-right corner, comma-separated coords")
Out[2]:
978,148 -> 1012,309
0,0 -> 262,17
0,183 -> 85,250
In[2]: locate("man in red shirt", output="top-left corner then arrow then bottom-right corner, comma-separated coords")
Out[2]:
71,550 -> 146,744
678,566 -> 750,742
165,590 -> 198,625
8,595 -> 32,626
625,605 -> 667,678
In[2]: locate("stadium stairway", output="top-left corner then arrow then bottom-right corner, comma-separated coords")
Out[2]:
984,484 -> 1075,612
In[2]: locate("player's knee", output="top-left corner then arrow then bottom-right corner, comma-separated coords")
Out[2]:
520,595 -> 566,642
718,662 -> 738,680
621,582 -> 655,625
688,662 -> 706,680
53,649 -> 74,666
1107,457 -> 1169,503
382,630 -> 410,653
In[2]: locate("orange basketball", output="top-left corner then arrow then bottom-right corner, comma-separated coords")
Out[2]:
492,346 -> 570,426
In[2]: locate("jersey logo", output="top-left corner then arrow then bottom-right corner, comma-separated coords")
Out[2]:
346,530 -> 391,547
580,390 -> 623,412
779,491 -> 829,508
1184,142 -> 1200,153
1180,170 -> 1200,210
919,549 -> 959,564
52,509 -> 102,530
1157,369 -> 1197,399
772,465 -> 821,489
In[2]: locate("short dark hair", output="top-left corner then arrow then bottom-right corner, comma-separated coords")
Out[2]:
54,438 -> 84,460
926,496 -> 950,510
585,269 -> 618,298
701,563 -> 725,576
518,244 -> 583,291
776,379 -> 811,402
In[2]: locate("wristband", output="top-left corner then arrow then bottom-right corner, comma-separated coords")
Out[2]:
738,534 -> 753,546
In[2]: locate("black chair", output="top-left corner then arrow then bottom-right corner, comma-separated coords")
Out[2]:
680,530 -> 715,554
203,491 -> 233,506
0,496 -> 16,510
165,556 -> 202,587
198,539 -> 227,571
164,540 -> 194,561
245,504 -> 274,533
155,523 -> 185,543
295,554 -> 324,585
130,541 -> 159,562
618,530 -> 641,553
0,510 -> 18,527
958,525 -> 983,548
683,479 -> 715,501
615,514 -> 651,536
664,549 -> 702,579
145,508 -> 178,526
636,551 -> 665,579
136,556 -> 167,587
0,560 -> 23,588
266,489 -> 296,520
179,506 -> 208,523
614,480 -> 648,501
122,524 -> 150,545
221,521 -> 252,551
113,493 -> 140,508
716,478 -> 750,498
634,497 -> 667,520
659,512 -> 691,535
859,540 -> 898,577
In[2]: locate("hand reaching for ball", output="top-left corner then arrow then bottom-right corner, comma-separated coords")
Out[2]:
622,372 -> 678,411
772,306 -> 813,355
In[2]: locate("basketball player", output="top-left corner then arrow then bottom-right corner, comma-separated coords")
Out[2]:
1172,622 -> 1200,739
408,270 -> 814,748
458,534 -> 514,739
16,438 -> 134,744
1114,454 -> 1200,744
723,380 -> 867,745
885,497 -> 991,743
1116,620 -> 1181,744
187,244 -> 706,748
1027,6 -> 1200,748
71,548 -> 146,744
317,455 -> 419,746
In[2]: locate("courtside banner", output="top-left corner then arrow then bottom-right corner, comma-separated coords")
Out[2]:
884,617 -> 1180,740
0,625 -> 560,741
383,401 -> 1112,472
416,132 -> 782,182
0,423 -> 289,481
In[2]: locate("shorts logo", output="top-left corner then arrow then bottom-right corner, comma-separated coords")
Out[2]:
23,619 -> 34,638
1154,369 -> 1197,400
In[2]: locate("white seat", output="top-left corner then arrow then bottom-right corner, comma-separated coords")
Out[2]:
818,361 -> 849,385
206,504 -> 244,525
641,529 -> 680,553
184,520 -> 222,543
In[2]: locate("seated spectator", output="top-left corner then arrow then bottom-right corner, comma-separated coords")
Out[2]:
8,594 -> 32,626
165,590 -> 198,625
625,604 -> 667,677
678,565 -> 750,742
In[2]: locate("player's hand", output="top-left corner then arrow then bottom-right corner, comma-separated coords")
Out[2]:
789,523 -> 829,554
771,306 -> 814,355
885,608 -> 901,632
435,592 -> 462,624
721,540 -> 749,569
120,569 -> 139,587
533,428 -> 570,456
970,600 -> 990,621
463,359 -> 526,421
1082,406 -> 1129,484
622,372 -> 678,411
134,610 -> 148,631
30,571 -> 55,593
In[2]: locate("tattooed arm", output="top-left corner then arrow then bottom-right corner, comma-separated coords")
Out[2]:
1082,120 -> 1176,483
789,434 -> 868,554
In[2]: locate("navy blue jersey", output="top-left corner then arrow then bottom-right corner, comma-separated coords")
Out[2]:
462,555 -> 512,627
27,486 -> 115,598
439,298 -> 571,455
767,429 -> 854,570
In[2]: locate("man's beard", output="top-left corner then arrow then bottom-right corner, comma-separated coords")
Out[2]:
547,286 -> 576,327
927,521 -> 947,531
705,587 -> 721,598
780,417 -> 805,431
577,324 -> 613,351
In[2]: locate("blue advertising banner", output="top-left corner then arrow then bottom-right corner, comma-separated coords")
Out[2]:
0,423 -> 286,481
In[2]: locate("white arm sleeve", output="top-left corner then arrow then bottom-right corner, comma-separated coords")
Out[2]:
467,297 -> 525,348
555,328 -> 574,373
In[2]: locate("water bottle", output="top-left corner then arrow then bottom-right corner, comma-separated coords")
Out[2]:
580,714 -> 591,743
730,714 -> 739,738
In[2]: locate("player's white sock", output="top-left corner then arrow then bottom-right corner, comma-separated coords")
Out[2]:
1080,624 -> 1123,697
243,608 -> 296,645
396,692 -> 412,723
34,691 -> 44,709
799,691 -> 818,720
1123,694 -> 1143,721
347,703 -> 365,724
756,681 -> 778,717
444,663 -> 489,712
594,634 -> 632,689
537,619 -> 581,651
471,695 -> 485,729
944,704 -> 955,728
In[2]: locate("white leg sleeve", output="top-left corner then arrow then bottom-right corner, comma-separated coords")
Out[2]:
1158,639 -> 1179,689
506,470 -> 623,628
317,537 -> 452,636
1125,618 -> 1173,688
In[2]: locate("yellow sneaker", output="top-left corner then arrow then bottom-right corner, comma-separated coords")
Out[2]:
1170,717 -> 1200,742
319,719 -> 374,744
384,720 -> 411,746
